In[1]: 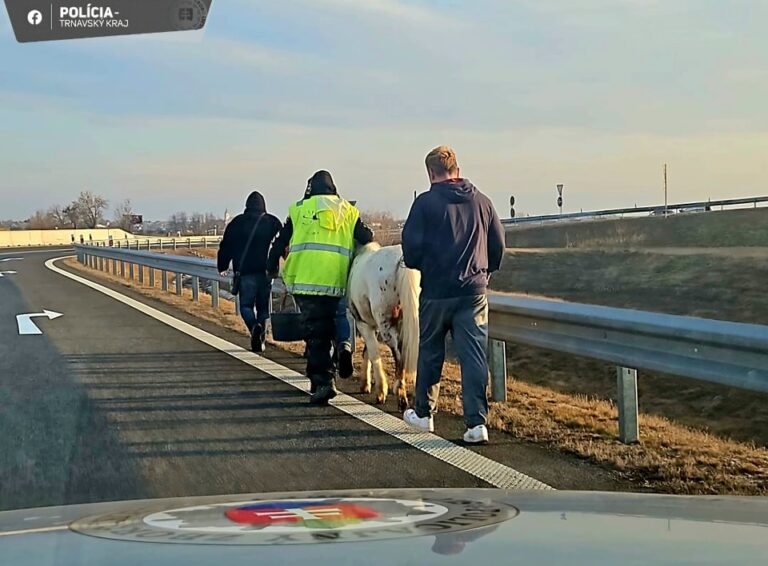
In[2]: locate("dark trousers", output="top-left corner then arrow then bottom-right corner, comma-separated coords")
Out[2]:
238,273 -> 272,334
295,295 -> 341,386
414,294 -> 490,428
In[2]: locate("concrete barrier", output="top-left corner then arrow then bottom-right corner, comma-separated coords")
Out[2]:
0,228 -> 135,248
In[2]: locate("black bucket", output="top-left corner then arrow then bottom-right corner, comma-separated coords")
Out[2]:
270,289 -> 304,342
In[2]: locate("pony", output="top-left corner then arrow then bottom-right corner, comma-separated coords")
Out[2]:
346,242 -> 420,411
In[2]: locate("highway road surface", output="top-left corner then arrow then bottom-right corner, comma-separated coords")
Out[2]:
0,247 -> 629,513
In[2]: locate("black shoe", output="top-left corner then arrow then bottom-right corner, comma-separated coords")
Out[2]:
338,347 -> 353,379
250,323 -> 265,353
309,383 -> 338,405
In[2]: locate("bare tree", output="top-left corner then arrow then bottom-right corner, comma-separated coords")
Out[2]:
77,191 -> 109,228
28,209 -> 56,229
48,205 -> 69,228
62,203 -> 82,228
112,199 -> 134,231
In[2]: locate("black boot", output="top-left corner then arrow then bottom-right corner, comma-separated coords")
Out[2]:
310,381 -> 338,405
250,323 -> 264,353
338,345 -> 353,379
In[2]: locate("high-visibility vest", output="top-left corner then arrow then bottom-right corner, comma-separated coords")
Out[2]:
283,195 -> 359,297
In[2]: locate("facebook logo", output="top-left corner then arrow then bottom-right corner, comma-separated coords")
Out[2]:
27,9 -> 43,25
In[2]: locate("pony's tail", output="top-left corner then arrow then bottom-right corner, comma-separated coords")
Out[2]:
396,264 -> 421,381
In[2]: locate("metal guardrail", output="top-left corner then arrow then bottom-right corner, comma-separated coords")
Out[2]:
83,236 -> 221,250
503,195 -> 768,226
74,245 -> 768,444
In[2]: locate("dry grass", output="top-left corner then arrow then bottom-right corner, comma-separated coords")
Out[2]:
65,258 -> 768,495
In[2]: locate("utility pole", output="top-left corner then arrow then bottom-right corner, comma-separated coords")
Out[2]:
664,164 -> 668,216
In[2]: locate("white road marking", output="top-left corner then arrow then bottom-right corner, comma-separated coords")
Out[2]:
0,525 -> 69,538
0,249 -> 70,257
46,257 -> 552,491
0,271 -> 17,277
0,257 -> 23,262
16,310 -> 64,335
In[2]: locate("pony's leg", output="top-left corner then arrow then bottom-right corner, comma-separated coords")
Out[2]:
358,322 -> 386,402
389,344 -> 408,411
359,343 -> 372,394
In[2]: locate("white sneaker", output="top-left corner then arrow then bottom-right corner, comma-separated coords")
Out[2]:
403,409 -> 434,432
463,425 -> 489,444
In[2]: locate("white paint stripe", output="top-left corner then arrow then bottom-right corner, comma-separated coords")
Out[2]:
0,248 -> 70,256
46,257 -> 552,491
0,526 -> 69,538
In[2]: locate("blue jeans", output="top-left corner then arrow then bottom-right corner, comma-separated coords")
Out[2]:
336,296 -> 351,350
414,295 -> 490,428
238,273 -> 272,333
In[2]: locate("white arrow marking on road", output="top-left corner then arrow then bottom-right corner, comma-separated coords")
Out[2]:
0,258 -> 23,262
16,310 -> 64,335
0,271 -> 17,277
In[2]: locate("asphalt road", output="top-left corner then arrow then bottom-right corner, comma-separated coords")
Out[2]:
0,247 -> 628,512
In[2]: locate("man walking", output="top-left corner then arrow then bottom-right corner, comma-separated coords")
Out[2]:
218,191 -> 282,353
402,146 -> 505,443
267,171 -> 373,405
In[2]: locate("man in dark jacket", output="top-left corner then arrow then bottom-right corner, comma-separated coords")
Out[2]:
402,146 -> 505,444
267,171 -> 374,404
218,191 -> 282,353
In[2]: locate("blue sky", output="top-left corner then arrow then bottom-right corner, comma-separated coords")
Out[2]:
2,0 -> 768,220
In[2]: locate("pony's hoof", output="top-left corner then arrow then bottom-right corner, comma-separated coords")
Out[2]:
360,384 -> 372,394
398,397 -> 409,412
375,394 -> 386,405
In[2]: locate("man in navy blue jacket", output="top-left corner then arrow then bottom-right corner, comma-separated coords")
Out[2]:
402,146 -> 505,443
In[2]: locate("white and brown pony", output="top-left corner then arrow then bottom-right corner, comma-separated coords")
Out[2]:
347,242 -> 420,410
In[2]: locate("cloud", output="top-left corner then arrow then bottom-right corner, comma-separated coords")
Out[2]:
296,0 -> 462,28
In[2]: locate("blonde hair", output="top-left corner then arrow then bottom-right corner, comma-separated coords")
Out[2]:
425,145 -> 459,177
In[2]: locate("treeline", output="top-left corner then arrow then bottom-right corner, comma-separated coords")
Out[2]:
19,191 -> 118,230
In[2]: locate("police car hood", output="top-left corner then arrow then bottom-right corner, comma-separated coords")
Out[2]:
1,488 -> 766,565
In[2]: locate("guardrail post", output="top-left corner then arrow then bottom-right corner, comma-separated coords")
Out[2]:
187,238 -> 192,249
159,239 -> 164,251
149,268 -> 155,288
191,276 -> 200,301
617,367 -> 639,443
138,265 -> 144,285
120,260 -> 125,277
112,259 -> 117,275
488,339 -> 508,402
203,237 -> 208,249
145,239 -> 150,250
172,239 -> 177,251
161,270 -> 168,292
211,281 -> 219,308
175,273 -> 182,295
129,262 -> 136,280
98,256 -> 104,271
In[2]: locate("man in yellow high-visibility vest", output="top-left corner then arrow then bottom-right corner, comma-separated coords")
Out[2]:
267,171 -> 374,405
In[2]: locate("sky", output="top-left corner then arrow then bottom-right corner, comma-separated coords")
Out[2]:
2,0 -> 768,221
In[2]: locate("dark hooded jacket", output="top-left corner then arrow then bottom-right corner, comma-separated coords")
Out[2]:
266,171 -> 374,273
402,178 -> 505,299
217,191 -> 282,275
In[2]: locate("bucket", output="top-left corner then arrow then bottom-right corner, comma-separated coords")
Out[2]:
270,289 -> 304,342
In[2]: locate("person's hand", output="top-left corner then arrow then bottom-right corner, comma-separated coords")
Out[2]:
220,271 -> 229,277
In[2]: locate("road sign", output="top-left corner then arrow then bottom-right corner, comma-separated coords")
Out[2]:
557,184 -> 564,196
557,196 -> 563,208
509,195 -> 515,206
16,310 -> 63,335
0,271 -> 17,277
510,207 -> 516,218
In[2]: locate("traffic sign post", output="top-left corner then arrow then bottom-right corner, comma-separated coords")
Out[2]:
556,184 -> 564,215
